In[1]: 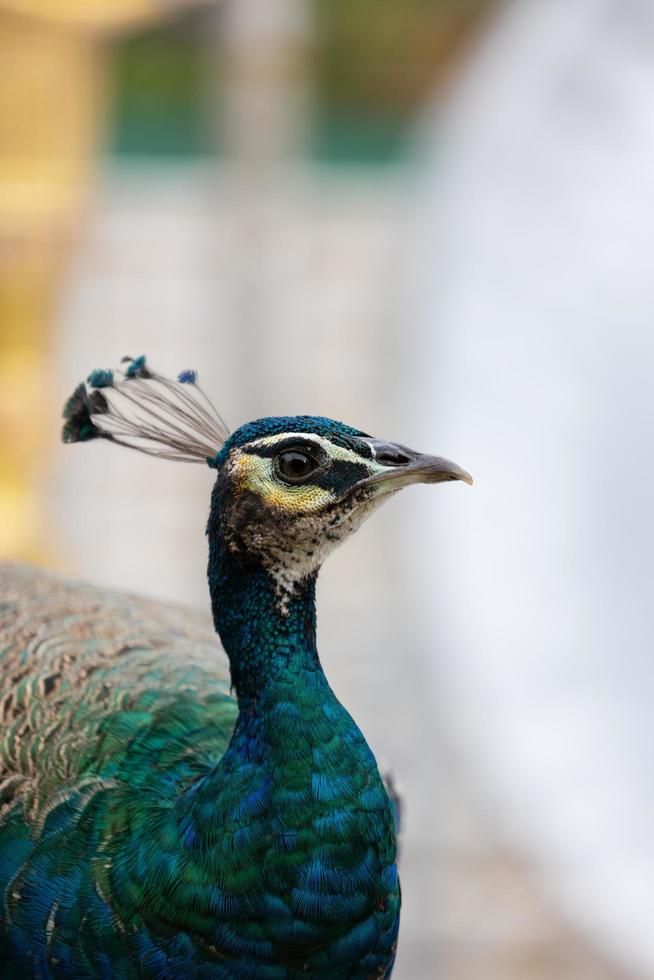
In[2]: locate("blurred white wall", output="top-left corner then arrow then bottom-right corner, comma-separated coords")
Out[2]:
406,0 -> 654,976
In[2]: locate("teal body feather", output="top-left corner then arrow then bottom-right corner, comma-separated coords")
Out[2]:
1,361 -> 471,977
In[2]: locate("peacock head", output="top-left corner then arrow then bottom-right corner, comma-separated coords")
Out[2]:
63,356 -> 471,601
209,415 -> 471,596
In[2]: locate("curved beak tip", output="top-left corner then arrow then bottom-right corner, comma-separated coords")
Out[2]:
424,457 -> 473,487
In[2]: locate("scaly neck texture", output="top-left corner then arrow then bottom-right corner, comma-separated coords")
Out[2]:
192,526 -> 401,977
208,537 -> 321,705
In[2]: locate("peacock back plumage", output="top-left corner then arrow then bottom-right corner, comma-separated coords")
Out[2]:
0,563 -> 237,975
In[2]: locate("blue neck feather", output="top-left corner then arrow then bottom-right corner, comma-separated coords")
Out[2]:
193,493 -> 401,976
208,528 -> 321,705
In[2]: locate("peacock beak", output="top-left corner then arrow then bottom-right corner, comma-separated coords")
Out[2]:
359,440 -> 473,493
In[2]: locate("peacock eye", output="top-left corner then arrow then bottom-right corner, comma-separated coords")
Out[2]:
275,450 -> 321,484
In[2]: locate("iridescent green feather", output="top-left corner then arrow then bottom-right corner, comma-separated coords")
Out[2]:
0,563 -> 399,978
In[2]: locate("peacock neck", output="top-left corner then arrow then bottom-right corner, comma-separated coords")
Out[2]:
167,525 -> 402,976
208,534 -> 323,707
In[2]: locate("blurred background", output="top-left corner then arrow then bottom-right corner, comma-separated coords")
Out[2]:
1,0 -> 652,977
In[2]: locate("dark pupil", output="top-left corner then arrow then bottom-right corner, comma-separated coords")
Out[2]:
278,451 -> 316,482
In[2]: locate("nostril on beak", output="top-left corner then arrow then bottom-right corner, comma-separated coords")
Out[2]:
376,450 -> 411,467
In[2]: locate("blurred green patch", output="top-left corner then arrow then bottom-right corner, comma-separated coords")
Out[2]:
310,111 -> 410,165
107,0 -> 493,164
310,0 -> 493,163
109,12 -> 213,159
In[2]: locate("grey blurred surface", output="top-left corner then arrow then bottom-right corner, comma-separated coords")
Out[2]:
407,0 -> 654,976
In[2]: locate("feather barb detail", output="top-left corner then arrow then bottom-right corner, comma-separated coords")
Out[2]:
61,355 -> 230,465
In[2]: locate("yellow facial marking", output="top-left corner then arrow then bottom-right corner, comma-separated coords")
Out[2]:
231,449 -> 335,514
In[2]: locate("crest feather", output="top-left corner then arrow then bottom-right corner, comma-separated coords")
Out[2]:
62,356 -> 229,464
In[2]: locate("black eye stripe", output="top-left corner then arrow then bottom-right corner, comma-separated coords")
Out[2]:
316,460 -> 369,489
239,437 -> 374,494
246,438 -> 324,459
245,436 -> 373,460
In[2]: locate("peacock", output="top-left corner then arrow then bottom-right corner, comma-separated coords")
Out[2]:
0,356 -> 471,978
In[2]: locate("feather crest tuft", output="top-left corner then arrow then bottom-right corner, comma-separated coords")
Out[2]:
87,368 -> 114,389
123,354 -> 150,380
62,356 -> 229,463
62,383 -> 107,443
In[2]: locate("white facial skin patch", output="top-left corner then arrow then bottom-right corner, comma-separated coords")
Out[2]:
223,433 -> 391,612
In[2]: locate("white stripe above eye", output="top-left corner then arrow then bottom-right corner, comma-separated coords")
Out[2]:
244,432 -> 369,466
